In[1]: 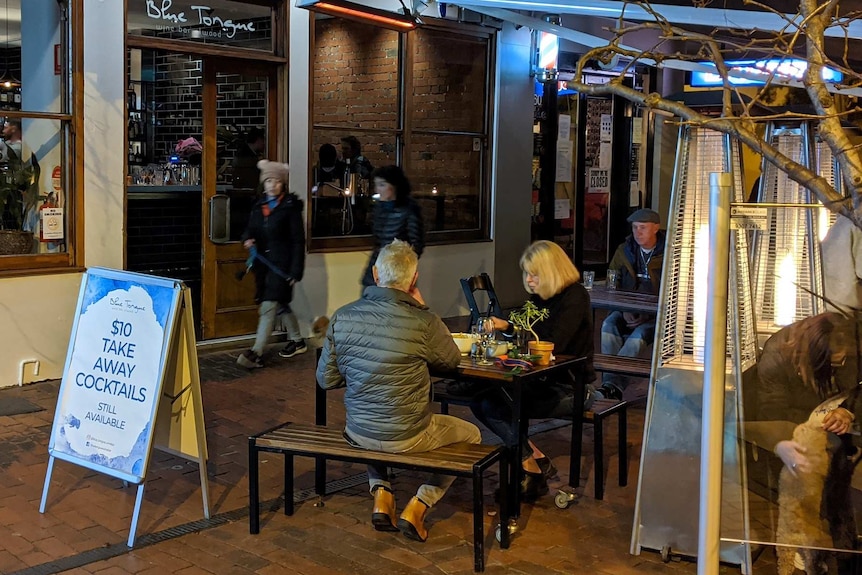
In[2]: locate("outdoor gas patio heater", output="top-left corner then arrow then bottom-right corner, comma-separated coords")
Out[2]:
630,126 -> 758,571
750,122 -> 824,340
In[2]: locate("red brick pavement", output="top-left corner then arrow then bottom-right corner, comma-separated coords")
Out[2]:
0,345 -> 767,574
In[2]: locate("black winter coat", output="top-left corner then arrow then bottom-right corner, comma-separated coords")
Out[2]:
608,231 -> 666,294
242,193 -> 306,306
361,198 -> 425,287
530,283 -> 596,384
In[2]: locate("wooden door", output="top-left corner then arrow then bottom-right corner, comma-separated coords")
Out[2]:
200,59 -> 278,339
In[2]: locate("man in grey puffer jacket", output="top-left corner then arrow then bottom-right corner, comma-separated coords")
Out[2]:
317,239 -> 481,543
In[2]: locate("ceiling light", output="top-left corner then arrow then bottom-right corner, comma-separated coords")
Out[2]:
297,0 -> 423,32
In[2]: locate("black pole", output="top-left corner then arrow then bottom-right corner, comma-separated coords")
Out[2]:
538,79 -> 558,241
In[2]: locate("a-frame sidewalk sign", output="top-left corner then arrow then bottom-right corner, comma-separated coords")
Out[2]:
40,267 -> 210,547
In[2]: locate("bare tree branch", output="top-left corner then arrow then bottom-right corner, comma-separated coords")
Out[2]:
566,0 -> 862,228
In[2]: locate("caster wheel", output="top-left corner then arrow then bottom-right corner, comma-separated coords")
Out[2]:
554,491 -> 574,509
495,519 -> 518,543
661,545 -> 672,563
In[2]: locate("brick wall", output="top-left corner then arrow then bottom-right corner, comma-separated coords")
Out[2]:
148,52 -> 267,176
310,21 -> 490,234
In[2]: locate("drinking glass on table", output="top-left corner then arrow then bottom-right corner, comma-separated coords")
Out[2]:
607,269 -> 619,290
583,270 -> 595,289
474,317 -> 495,365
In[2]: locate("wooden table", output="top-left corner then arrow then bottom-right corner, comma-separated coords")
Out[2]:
430,354 -> 587,518
315,353 -> 587,519
587,283 -> 659,314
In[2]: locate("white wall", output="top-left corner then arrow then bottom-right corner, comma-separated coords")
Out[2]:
83,0 -> 126,269
0,273 -> 81,386
0,0 -> 125,388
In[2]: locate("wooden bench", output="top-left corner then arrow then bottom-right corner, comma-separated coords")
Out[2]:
249,422 -> 510,573
432,382 -> 628,500
593,353 -> 652,378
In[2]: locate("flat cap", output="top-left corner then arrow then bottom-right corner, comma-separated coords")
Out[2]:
627,208 -> 660,224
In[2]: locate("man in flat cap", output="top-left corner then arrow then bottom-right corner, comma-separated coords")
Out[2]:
598,208 -> 665,400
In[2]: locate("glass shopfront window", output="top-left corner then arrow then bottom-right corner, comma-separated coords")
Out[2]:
309,16 -> 493,251
0,0 -> 78,271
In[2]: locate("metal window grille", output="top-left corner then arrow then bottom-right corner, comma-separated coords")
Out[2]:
815,134 -> 840,237
750,122 -> 824,338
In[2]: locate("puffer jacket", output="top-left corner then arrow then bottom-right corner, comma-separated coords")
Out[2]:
316,286 -> 460,441
241,192 -> 306,305
361,198 -> 425,287
608,230 -> 666,294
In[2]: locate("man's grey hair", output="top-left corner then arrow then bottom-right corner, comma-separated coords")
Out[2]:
374,239 -> 418,290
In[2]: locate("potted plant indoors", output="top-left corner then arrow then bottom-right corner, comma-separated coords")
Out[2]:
0,148 -> 41,255
508,300 -> 554,365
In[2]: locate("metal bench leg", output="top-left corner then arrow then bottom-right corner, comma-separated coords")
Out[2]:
285,454 -> 295,516
473,470 -> 485,572
249,438 -> 260,534
315,456 -> 326,496
570,375 -> 586,491
619,407 -> 628,487
498,455 -> 510,549
594,415 -> 605,500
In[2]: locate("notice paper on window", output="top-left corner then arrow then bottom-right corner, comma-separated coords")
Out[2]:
555,198 -> 571,220
558,114 -> 571,141
555,139 -> 573,182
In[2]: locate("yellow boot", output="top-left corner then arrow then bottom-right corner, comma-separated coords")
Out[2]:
371,486 -> 398,532
397,496 -> 429,542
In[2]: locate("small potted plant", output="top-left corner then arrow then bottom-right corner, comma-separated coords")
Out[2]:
508,301 -> 554,365
0,148 -> 41,255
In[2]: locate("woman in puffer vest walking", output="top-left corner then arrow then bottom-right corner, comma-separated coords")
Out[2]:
360,165 -> 425,288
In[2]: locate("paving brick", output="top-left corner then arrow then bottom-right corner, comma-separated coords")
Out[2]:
0,347 -> 785,574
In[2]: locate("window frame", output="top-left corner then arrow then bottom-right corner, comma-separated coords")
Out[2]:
308,17 -> 495,253
0,0 -> 83,276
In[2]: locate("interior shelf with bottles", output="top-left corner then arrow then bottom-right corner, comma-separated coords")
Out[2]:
128,80 -> 155,166
0,83 -> 21,110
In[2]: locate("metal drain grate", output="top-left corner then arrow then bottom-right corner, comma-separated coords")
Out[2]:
10,420 -> 573,575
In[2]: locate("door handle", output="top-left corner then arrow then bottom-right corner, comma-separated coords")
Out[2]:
209,194 -> 230,243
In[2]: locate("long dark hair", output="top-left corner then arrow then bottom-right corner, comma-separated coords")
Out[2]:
782,312 -> 854,398
370,165 -> 412,206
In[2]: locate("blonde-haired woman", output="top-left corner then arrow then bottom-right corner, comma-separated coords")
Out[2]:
473,240 -> 596,500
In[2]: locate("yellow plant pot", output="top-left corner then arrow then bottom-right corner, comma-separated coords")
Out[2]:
528,340 -> 554,366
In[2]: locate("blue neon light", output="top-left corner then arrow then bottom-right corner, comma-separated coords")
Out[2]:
690,58 -> 843,87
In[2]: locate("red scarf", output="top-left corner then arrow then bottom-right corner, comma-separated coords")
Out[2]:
261,193 -> 284,217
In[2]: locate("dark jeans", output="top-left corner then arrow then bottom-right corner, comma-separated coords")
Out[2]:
469,380 -> 573,461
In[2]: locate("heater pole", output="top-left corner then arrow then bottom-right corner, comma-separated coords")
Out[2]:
697,172 -> 731,575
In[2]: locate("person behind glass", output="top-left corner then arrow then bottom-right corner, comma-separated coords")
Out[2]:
598,208 -> 665,401
231,127 -> 266,190
0,118 -> 22,163
340,135 -> 374,180
236,160 -> 307,369
317,239 -> 481,542
312,143 -> 346,187
360,165 -> 425,288
3,118 -> 21,157
477,240 -> 596,500
756,312 -> 861,570
758,311 -> 860,459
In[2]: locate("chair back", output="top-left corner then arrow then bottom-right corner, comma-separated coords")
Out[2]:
461,272 -> 503,331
